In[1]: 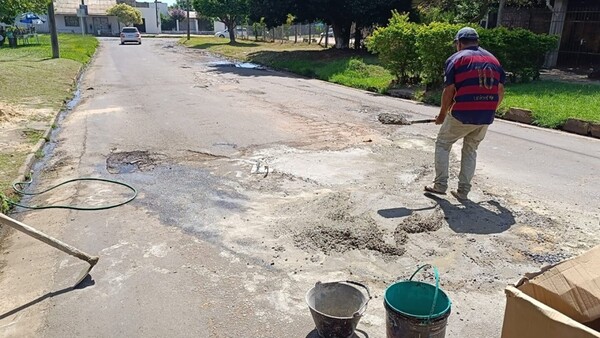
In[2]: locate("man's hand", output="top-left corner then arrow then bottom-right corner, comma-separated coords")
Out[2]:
435,113 -> 446,125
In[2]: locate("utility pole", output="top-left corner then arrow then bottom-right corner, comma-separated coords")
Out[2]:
187,0 -> 190,40
48,1 -> 59,58
155,0 -> 159,30
81,0 -> 87,34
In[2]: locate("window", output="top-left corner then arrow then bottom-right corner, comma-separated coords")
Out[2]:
64,16 -> 79,27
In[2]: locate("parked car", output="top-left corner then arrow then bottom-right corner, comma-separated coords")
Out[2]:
120,27 -> 141,45
320,28 -> 334,38
214,28 -> 247,38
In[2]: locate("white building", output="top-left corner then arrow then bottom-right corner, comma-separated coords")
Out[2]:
127,1 -> 168,34
31,0 -> 168,35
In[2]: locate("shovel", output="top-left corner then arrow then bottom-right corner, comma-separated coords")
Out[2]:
378,112 -> 436,125
0,213 -> 99,287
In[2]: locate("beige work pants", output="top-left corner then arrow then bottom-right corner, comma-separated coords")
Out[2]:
434,114 -> 489,194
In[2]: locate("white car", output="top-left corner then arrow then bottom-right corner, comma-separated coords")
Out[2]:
215,28 -> 247,38
120,27 -> 141,45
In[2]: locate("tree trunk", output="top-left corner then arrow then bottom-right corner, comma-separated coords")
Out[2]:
48,2 -> 59,58
332,23 -> 351,49
497,0 -> 507,27
226,19 -> 236,43
353,26 -> 362,50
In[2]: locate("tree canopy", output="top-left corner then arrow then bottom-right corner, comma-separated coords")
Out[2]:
170,8 -> 187,22
107,4 -> 143,26
193,0 -> 249,43
414,0 -> 545,24
249,0 -> 412,49
0,0 -> 48,25
172,0 -> 193,11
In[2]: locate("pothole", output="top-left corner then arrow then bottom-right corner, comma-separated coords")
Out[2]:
106,150 -> 160,174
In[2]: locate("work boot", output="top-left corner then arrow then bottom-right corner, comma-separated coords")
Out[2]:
451,190 -> 468,201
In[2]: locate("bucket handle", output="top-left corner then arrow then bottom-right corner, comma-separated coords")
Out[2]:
344,280 -> 372,318
409,264 -> 440,322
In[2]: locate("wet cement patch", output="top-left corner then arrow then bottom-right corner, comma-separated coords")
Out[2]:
294,222 -> 406,257
106,151 -> 161,174
396,212 -> 444,234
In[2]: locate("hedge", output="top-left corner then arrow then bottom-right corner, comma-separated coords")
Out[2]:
367,13 -> 559,87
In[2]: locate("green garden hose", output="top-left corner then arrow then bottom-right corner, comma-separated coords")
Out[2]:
9,177 -> 138,211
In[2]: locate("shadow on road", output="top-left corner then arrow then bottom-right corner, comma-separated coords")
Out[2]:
424,193 -> 515,234
378,205 -> 437,218
0,275 -> 95,320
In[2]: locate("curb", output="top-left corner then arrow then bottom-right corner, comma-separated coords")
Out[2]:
500,108 -> 600,139
10,46 -> 99,188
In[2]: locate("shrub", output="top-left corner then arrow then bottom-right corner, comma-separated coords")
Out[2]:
367,12 -> 421,84
415,22 -> 463,87
479,27 -> 558,82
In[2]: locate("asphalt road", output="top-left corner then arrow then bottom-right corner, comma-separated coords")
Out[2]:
0,38 -> 598,338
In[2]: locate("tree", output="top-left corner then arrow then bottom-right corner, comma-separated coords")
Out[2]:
249,0 -> 292,29
249,0 -> 411,49
414,0 -> 543,25
295,0 -> 413,49
107,3 -> 143,27
193,0 -> 249,43
0,0 -> 48,25
352,0 -> 412,49
172,0 -> 193,10
170,8 -> 187,22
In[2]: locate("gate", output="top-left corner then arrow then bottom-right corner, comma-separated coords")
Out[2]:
557,3 -> 600,67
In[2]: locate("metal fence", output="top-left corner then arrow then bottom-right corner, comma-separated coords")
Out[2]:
496,5 -> 600,68
558,7 -> 600,67
237,23 -> 332,46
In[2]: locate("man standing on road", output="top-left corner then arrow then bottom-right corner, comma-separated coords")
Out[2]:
425,27 -> 506,200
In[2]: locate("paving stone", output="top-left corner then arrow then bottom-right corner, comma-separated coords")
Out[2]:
589,123 -> 600,138
504,108 -> 533,124
562,118 -> 590,136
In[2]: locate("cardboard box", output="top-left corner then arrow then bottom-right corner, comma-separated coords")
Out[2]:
502,245 -> 600,338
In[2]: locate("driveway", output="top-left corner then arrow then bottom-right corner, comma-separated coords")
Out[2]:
0,38 -> 599,338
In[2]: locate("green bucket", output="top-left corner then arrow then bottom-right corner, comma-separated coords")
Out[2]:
384,265 -> 452,338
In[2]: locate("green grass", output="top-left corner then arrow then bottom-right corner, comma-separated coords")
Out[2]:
0,34 -> 98,108
0,34 -> 98,205
182,37 -> 393,93
22,129 -> 46,144
0,151 -> 26,196
499,81 -> 600,128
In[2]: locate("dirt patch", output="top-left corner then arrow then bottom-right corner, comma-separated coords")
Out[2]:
106,151 -> 161,174
396,211 -> 444,234
522,250 -> 572,265
0,104 -> 19,123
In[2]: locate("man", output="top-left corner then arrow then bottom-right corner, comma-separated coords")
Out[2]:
425,27 -> 506,200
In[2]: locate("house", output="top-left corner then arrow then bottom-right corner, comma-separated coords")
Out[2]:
54,0 -> 120,35
32,0 -> 168,35
119,0 -> 168,34
169,12 -> 215,34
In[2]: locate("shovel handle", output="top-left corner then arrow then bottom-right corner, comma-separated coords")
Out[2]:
411,119 -> 436,124
0,213 -> 98,266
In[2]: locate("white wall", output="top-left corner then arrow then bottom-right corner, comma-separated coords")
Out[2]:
214,21 -> 225,32
136,2 -> 168,34
28,15 -> 119,36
